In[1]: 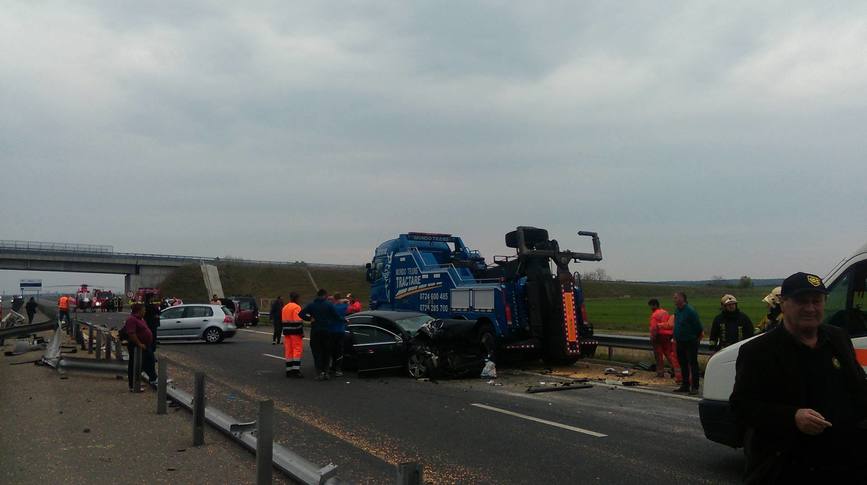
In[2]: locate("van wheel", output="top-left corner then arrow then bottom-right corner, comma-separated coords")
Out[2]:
203,327 -> 224,344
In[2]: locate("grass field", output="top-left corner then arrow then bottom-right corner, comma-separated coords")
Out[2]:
585,285 -> 773,335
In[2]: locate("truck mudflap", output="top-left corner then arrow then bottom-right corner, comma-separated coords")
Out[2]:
698,399 -> 744,448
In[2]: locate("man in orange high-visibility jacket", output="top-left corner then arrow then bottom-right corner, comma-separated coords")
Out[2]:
648,299 -> 681,384
58,295 -> 71,325
281,292 -> 304,377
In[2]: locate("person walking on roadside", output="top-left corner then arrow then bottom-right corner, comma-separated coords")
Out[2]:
25,297 -> 38,324
673,292 -> 703,394
124,303 -> 157,391
329,293 -> 349,377
270,296 -> 284,345
281,292 -> 304,377
210,294 -> 221,304
57,294 -> 71,326
710,294 -> 754,350
648,299 -> 681,383
730,272 -> 867,483
299,289 -> 343,381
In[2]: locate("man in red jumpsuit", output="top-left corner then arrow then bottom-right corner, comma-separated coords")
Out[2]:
648,299 -> 681,383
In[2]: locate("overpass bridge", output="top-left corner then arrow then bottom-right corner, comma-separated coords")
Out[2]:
0,240 -> 359,294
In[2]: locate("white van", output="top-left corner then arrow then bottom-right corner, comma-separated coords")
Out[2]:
699,242 -> 867,447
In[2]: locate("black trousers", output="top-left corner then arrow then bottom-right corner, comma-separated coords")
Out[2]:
272,317 -> 282,342
676,339 -> 700,389
328,332 -> 345,372
309,329 -> 331,373
127,344 -> 157,388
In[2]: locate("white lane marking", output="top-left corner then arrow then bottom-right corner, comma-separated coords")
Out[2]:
470,403 -> 607,438
262,353 -> 285,361
240,329 -> 309,340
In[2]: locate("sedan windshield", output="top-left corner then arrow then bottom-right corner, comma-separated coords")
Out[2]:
394,315 -> 436,332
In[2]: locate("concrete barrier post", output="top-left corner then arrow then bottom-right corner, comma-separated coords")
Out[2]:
256,399 -> 274,485
193,372 -> 205,446
157,358 -> 167,415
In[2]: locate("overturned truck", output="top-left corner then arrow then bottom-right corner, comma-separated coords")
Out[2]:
366,227 -> 602,365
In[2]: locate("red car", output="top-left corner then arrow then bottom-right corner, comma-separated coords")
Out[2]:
221,296 -> 259,327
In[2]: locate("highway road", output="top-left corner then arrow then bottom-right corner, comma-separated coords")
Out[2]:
78,311 -> 743,484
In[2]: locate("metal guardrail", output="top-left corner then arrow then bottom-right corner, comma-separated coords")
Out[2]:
594,333 -> 715,356
165,374 -> 344,485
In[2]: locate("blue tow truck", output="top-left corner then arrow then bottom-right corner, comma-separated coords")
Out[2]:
366,227 -> 602,364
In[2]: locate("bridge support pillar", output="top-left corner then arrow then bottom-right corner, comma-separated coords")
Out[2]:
125,266 -> 174,294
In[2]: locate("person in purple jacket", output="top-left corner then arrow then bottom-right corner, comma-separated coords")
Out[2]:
124,303 -> 157,391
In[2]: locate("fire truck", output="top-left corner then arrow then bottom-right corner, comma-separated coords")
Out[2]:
92,289 -> 115,312
366,227 -> 602,364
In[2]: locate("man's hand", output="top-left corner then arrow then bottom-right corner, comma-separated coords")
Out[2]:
795,408 -> 832,435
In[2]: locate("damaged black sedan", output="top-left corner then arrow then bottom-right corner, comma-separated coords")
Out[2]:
343,311 -> 487,378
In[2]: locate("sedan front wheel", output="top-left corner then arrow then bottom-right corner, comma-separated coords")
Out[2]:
406,345 -> 432,379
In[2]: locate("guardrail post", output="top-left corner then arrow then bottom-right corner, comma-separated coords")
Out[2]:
87,326 -> 94,354
607,346 -> 613,360
396,462 -> 423,485
256,399 -> 274,485
95,332 -> 103,360
105,334 -> 112,360
157,358 -> 167,415
116,338 -> 124,362
77,322 -> 85,350
193,372 -> 205,446
132,346 -> 143,392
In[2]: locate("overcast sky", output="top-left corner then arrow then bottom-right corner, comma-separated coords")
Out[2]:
2,1 -> 866,294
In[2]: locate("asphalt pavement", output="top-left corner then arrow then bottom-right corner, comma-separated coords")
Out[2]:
76,311 -> 744,484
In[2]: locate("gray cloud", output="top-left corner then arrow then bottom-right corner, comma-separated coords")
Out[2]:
2,1 -> 867,293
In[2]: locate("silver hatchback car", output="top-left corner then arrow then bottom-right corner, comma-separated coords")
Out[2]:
158,304 -> 237,343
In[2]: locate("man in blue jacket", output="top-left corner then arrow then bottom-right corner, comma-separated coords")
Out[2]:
299,289 -> 343,381
673,291 -> 703,394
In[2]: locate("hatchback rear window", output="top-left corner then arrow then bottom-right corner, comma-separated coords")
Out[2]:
221,306 -> 232,316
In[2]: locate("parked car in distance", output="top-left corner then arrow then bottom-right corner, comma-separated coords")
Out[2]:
157,304 -> 237,343
344,311 -> 486,378
222,296 -> 259,327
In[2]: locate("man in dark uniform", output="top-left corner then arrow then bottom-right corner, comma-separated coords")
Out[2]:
730,272 -> 867,483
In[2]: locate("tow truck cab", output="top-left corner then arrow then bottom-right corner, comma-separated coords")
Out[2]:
699,242 -> 867,447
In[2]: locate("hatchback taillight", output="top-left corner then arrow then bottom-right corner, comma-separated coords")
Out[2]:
224,315 -> 234,323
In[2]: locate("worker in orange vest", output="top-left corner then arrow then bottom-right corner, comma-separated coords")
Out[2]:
58,294 -> 71,325
281,292 -> 304,378
648,298 -> 681,383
